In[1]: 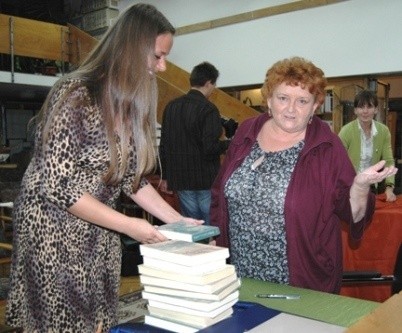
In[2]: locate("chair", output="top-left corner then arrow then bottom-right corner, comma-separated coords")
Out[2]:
0,205 -> 13,333
0,202 -> 13,292
0,203 -> 33,333
0,202 -> 13,240
0,240 -> 12,298
342,242 -> 402,295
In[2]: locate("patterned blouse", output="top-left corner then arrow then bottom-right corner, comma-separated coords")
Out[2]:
224,140 -> 304,283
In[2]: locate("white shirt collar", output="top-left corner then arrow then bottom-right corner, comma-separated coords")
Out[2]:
357,120 -> 378,137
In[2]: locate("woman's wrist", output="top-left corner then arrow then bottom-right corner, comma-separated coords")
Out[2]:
385,184 -> 394,192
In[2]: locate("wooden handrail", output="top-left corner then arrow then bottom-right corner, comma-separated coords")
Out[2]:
0,14 -> 69,62
67,23 -> 98,67
156,62 -> 259,124
0,14 -> 97,66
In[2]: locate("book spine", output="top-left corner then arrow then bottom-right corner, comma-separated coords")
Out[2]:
191,228 -> 220,242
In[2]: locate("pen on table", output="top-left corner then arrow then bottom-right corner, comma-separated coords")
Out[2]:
255,293 -> 301,300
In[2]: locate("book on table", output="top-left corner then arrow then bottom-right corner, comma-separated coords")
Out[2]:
141,289 -> 239,312
141,273 -> 239,295
146,298 -> 238,318
142,256 -> 227,275
139,240 -> 229,266
142,302 -> 260,333
147,306 -> 233,328
142,278 -> 241,301
138,264 -> 235,285
157,222 -> 220,242
145,306 -> 233,331
144,315 -> 198,333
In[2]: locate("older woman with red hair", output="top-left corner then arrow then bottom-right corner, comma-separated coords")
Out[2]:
210,57 -> 397,294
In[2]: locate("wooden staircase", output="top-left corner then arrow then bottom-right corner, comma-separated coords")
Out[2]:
0,13 -> 259,124
156,61 -> 259,124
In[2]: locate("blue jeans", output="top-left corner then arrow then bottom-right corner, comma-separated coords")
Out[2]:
177,190 -> 211,225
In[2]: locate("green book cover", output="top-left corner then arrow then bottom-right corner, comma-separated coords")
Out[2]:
158,222 -> 220,242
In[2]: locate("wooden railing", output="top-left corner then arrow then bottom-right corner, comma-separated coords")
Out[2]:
0,14 -> 97,68
156,62 -> 259,124
0,14 -> 259,123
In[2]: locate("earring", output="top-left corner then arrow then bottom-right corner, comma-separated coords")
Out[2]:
308,116 -> 313,124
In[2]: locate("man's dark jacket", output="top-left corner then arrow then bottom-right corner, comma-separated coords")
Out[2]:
160,89 -> 229,191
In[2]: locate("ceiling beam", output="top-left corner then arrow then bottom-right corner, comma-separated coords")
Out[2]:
176,0 -> 349,35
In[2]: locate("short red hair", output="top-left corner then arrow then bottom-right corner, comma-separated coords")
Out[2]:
261,57 -> 327,110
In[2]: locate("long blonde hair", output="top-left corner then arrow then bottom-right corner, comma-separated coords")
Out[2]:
38,3 -> 175,191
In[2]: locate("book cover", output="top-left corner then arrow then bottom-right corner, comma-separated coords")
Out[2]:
143,256 -> 227,275
138,264 -> 235,285
142,278 -> 241,301
147,306 -> 233,329
147,298 -> 238,318
139,240 -> 229,266
141,290 -> 239,312
157,222 -> 220,242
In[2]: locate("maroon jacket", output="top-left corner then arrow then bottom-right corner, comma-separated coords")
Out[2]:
210,113 -> 375,293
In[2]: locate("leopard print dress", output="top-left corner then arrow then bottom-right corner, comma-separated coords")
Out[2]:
6,79 -> 142,332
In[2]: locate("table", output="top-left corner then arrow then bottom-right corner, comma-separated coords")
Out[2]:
239,278 -> 378,328
341,194 -> 402,302
111,278 -> 379,332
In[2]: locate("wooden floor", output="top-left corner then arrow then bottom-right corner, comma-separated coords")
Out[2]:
0,275 -> 141,327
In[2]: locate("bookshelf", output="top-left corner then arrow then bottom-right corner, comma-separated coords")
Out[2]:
315,82 -> 390,135
315,85 -> 343,133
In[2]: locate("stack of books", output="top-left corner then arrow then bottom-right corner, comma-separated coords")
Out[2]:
139,240 -> 240,333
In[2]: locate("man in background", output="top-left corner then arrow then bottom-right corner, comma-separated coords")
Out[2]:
159,62 -> 230,224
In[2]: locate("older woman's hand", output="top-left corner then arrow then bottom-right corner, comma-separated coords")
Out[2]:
354,160 -> 398,189
178,216 -> 205,225
350,161 -> 398,222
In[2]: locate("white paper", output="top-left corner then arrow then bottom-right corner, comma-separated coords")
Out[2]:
248,313 -> 345,333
